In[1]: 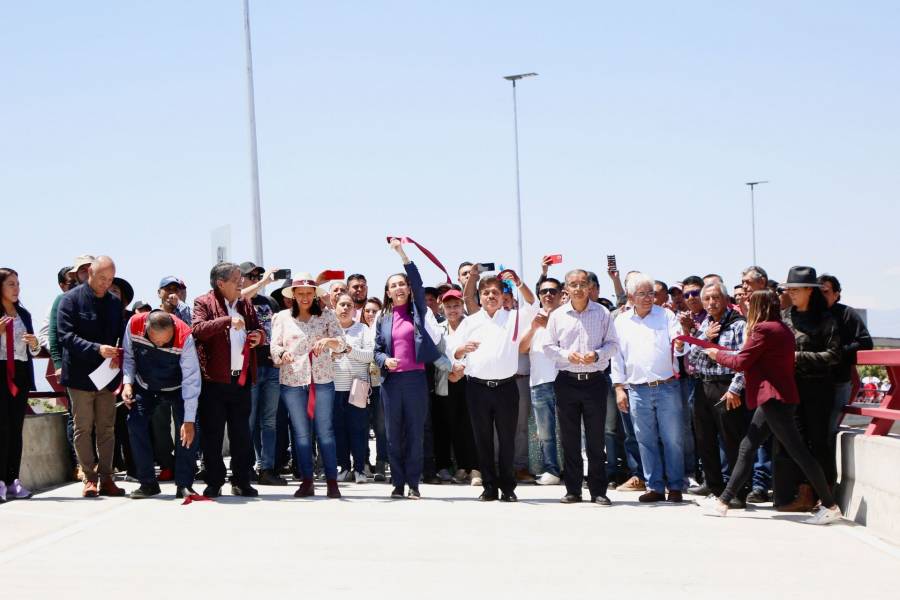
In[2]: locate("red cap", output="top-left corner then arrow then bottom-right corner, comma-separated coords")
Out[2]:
441,289 -> 463,303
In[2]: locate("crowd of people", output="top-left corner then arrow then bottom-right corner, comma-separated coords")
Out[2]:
0,240 -> 875,526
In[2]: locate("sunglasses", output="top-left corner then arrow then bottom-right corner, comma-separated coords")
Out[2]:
539,288 -> 560,296
683,290 -> 701,299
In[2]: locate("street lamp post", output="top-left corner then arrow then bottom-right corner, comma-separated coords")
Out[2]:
745,180 -> 769,265
503,72 -> 538,282
243,0 -> 264,265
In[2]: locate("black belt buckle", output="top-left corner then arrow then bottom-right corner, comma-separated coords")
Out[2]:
575,373 -> 591,382
231,370 -> 242,377
486,380 -> 499,388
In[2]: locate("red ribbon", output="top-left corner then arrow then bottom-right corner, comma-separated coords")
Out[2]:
675,335 -> 728,351
238,338 -> 252,386
386,236 -> 452,284
181,493 -> 213,506
497,270 -> 520,342
5,319 -> 19,396
306,351 -> 317,419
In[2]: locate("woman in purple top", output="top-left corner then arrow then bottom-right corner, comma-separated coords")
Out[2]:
374,239 -> 443,499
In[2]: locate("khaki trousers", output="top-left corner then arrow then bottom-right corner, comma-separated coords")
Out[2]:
68,388 -> 117,481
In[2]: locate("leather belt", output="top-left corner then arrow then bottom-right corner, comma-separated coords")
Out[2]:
633,376 -> 675,388
700,375 -> 733,383
468,375 -> 516,389
559,370 -> 603,382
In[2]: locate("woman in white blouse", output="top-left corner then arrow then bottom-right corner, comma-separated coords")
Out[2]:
270,274 -> 346,499
332,294 -> 375,484
0,268 -> 41,502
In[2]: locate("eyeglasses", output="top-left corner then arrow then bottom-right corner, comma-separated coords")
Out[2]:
566,283 -> 589,290
634,291 -> 654,299
683,290 -> 701,299
539,288 -> 560,296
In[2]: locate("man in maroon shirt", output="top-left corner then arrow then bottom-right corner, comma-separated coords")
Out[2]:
192,262 -> 265,498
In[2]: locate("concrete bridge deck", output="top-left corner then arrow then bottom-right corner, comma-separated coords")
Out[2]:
1,479 -> 897,599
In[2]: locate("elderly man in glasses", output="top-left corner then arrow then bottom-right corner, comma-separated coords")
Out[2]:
543,270 -> 619,506
612,274 -> 687,503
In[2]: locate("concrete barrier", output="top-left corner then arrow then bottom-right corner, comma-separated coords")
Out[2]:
20,413 -> 71,491
837,430 -> 900,544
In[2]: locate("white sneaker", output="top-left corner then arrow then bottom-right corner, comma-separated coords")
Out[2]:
805,505 -> 842,526
699,496 -> 728,517
8,479 -> 32,499
364,464 -> 372,478
437,468 -> 452,482
354,471 -> 367,484
0,481 -> 6,502
537,472 -> 561,486
336,469 -> 353,483
470,470 -> 483,487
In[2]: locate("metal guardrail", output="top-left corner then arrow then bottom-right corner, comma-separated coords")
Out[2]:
845,349 -> 900,436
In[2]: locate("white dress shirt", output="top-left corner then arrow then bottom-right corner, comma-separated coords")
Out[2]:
226,299 -> 248,371
611,305 -> 683,386
543,300 -> 618,373
448,307 -> 520,380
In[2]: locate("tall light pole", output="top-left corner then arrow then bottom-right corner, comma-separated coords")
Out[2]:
243,0 -> 264,265
504,72 -> 537,282
746,180 -> 769,265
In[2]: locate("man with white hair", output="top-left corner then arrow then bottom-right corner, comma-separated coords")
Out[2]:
611,273 -> 686,503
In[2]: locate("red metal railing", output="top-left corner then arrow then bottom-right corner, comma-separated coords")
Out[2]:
845,349 -> 900,436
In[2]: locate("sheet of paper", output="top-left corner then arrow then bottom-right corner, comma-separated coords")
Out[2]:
89,357 -> 120,390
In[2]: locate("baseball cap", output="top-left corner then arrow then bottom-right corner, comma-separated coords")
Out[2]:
159,276 -> 181,290
441,289 -> 463,303
240,261 -> 265,276
68,255 -> 95,274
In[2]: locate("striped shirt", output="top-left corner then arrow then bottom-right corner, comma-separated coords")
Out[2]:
332,321 -> 374,392
543,300 -> 619,373
686,309 -> 746,395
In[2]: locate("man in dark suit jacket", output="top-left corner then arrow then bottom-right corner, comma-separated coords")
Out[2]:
192,262 -> 265,498
56,256 -> 127,498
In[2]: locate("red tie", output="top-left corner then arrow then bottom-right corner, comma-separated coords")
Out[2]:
386,236 -> 452,284
5,319 -> 19,396
306,351 -> 317,419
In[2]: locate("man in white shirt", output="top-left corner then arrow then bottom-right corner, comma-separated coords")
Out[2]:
449,274 -> 524,502
611,273 -> 686,503
543,270 -> 619,506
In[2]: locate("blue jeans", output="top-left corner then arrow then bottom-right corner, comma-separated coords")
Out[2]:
281,382 -> 337,480
629,379 -> 685,493
530,382 -> 560,477
334,390 -> 370,473
381,370 -> 429,489
250,363 -> 280,471
619,405 -> 643,479
127,387 -> 198,488
752,440 -> 772,492
831,381 -> 852,435
679,376 -> 697,480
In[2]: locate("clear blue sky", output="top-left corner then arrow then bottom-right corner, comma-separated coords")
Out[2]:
4,2 -> 900,334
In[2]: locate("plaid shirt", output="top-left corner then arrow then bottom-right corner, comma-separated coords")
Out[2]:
687,309 -> 746,395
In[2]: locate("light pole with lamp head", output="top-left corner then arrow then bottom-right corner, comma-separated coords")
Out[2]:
504,72 -> 538,282
746,180 -> 769,265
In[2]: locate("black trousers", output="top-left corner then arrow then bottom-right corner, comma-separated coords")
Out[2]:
0,361 -> 29,484
554,372 -> 609,498
434,379 -> 478,472
198,377 -> 252,489
693,378 -> 749,497
772,377 -> 835,505
721,401 -> 835,507
466,378 -> 518,494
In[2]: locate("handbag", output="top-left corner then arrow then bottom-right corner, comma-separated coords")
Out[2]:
349,378 -> 371,409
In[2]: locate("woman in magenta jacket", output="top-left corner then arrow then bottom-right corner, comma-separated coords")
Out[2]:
699,290 -> 842,525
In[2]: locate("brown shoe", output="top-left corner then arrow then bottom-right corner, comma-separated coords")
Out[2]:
667,490 -> 683,503
515,469 -> 536,484
82,480 -> 99,498
616,476 -> 646,492
294,479 -> 315,498
776,483 -> 816,513
639,490 -> 666,503
326,479 -> 341,499
98,477 -> 126,497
